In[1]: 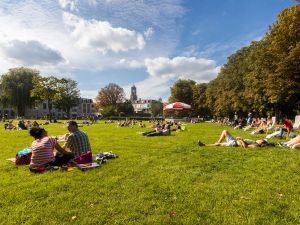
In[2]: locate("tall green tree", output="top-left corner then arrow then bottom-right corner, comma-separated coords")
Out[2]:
192,83 -> 210,117
31,76 -> 59,119
206,47 -> 249,116
0,67 -> 38,116
151,100 -> 163,117
116,100 -> 134,116
264,5 -> 300,115
169,79 -> 195,104
53,78 -> 80,119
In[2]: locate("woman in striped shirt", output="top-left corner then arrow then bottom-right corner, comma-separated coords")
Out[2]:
30,127 -> 73,168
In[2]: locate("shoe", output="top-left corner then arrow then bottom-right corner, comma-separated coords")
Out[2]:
198,140 -> 205,146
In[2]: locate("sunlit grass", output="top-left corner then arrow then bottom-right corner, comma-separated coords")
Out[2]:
0,121 -> 299,224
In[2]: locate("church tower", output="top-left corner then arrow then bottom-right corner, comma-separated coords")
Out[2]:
130,85 -> 137,102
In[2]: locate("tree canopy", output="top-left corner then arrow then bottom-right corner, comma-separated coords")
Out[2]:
0,67 -> 38,116
52,78 -> 80,118
186,5 -> 300,118
95,83 -> 125,109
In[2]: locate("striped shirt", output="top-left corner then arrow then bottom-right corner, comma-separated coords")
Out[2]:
64,130 -> 91,157
30,137 -> 56,167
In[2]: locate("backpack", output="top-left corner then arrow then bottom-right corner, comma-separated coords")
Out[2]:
15,148 -> 32,165
95,152 -> 118,164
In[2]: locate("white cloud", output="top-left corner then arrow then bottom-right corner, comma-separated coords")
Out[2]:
124,76 -> 171,100
145,57 -> 220,82
63,12 -> 146,54
1,40 -> 65,66
80,90 -> 98,100
144,27 -> 154,40
58,0 -> 78,11
124,56 -> 220,100
118,59 -> 144,69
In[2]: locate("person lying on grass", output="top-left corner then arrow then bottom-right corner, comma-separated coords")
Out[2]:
4,121 -> 16,130
142,123 -> 171,137
278,135 -> 300,149
29,127 -> 73,170
197,130 -> 275,148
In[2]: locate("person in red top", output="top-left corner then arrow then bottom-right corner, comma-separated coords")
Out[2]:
279,115 -> 293,139
29,127 -> 73,169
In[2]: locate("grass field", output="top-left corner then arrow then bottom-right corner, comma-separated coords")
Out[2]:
0,121 -> 299,225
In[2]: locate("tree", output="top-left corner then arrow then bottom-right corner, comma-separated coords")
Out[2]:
95,83 -> 125,109
53,78 -> 80,119
151,100 -> 163,117
31,76 -> 59,119
0,67 -> 38,116
169,79 -> 195,104
205,47 -> 249,116
264,5 -> 300,115
192,83 -> 210,117
116,100 -> 134,116
100,105 -> 117,117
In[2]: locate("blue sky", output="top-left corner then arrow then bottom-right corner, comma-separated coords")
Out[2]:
0,0 -> 297,100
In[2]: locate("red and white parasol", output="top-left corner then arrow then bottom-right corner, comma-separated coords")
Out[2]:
164,102 -> 191,110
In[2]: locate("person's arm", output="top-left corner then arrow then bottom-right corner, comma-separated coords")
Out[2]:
55,142 -> 73,155
286,127 -> 291,140
62,134 -> 71,147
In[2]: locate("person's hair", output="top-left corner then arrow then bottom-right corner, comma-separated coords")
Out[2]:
68,120 -> 78,128
30,127 -> 45,139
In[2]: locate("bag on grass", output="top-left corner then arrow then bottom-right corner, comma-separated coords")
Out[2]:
15,148 -> 32,165
74,151 -> 92,164
94,152 -> 118,164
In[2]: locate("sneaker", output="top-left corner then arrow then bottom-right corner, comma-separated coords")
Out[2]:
277,142 -> 283,147
198,140 -> 205,146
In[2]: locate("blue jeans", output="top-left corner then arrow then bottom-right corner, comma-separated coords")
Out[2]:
144,131 -> 163,137
277,128 -> 287,137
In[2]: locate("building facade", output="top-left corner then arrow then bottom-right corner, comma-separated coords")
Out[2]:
20,98 -> 97,119
129,85 -> 161,115
132,99 -> 155,114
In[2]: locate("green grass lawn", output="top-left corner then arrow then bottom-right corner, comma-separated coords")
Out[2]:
0,121 -> 299,225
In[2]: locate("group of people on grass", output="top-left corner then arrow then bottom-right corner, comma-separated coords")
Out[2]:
9,113 -> 299,172
198,114 -> 300,149
141,121 -> 183,137
4,120 -> 40,130
29,120 -> 91,171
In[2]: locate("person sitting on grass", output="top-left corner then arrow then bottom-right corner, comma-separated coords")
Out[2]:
29,127 -> 73,170
251,119 -> 267,134
32,121 -> 40,128
62,121 -> 92,158
25,120 -> 31,129
5,121 -> 16,130
18,120 -> 27,130
266,115 -> 293,140
171,123 -> 183,132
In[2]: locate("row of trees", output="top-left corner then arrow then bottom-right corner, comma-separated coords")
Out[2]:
0,69 -> 163,119
169,5 -> 300,118
0,67 -> 80,118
